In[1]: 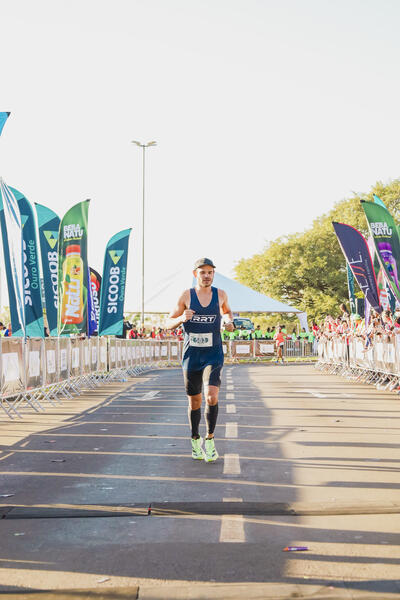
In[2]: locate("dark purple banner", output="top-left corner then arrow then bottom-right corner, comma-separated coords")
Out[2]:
88,267 -> 101,336
332,222 -> 382,313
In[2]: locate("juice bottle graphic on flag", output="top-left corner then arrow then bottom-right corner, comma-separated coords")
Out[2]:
57,200 -> 89,335
61,244 -> 84,324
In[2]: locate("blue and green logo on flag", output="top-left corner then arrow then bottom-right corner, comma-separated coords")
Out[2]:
0,179 -> 25,337
0,183 -> 45,338
36,203 -> 60,336
98,229 -> 132,336
11,188 -> 44,337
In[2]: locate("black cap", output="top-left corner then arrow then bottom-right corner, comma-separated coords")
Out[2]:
193,257 -> 216,270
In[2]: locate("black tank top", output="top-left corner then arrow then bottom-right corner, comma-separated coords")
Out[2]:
182,287 -> 223,370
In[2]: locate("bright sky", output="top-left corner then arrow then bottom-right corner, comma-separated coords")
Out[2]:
1,0 -> 400,311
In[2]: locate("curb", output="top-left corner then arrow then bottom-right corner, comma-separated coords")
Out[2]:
0,583 -> 397,600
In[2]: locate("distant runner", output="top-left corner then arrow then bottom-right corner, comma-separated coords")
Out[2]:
274,325 -> 286,365
166,258 -> 234,462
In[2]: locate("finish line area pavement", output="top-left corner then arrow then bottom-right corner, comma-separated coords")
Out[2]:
0,365 -> 400,599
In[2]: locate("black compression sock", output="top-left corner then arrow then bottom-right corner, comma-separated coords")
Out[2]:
205,403 -> 219,436
188,407 -> 201,438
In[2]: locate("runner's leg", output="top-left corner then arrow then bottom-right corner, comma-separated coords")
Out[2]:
203,364 -> 222,438
184,369 -> 203,438
276,345 -> 281,363
188,394 -> 202,438
202,364 -> 222,462
204,385 -> 220,461
204,385 -> 219,439
184,370 -> 205,459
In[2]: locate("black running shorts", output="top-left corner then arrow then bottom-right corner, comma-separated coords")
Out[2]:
183,363 -> 223,396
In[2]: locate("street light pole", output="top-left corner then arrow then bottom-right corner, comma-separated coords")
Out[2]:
131,140 -> 157,330
141,144 -> 145,333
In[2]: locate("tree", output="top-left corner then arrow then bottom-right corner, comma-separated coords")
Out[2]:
235,180 -> 400,322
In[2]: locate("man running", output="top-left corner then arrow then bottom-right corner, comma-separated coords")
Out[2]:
166,258 -> 234,462
273,325 -> 286,364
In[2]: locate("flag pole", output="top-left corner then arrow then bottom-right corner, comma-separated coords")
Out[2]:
0,113 -> 11,317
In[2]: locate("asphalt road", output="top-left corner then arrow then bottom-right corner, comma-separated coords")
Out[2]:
0,363 -> 400,599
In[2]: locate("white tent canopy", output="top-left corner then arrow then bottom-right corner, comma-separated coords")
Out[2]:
128,268 -> 302,315
205,271 -> 301,314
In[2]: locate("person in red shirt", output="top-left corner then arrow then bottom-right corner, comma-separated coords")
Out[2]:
273,326 -> 286,365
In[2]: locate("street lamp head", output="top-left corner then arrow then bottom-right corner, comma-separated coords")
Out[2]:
132,140 -> 157,148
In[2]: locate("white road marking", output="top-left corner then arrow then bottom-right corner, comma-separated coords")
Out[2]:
220,494 -> 245,542
226,393 -> 235,400
225,423 -> 238,438
295,389 -> 327,398
134,391 -> 160,401
226,404 -> 236,414
0,452 -> 13,462
305,389 -> 327,398
227,384 -> 234,390
223,453 -> 241,474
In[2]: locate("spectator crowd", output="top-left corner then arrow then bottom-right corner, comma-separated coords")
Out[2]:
220,324 -> 315,342
314,303 -> 400,348
120,320 -> 316,343
0,315 -> 318,345
121,321 -> 184,341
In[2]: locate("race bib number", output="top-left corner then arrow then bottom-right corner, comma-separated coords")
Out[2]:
189,332 -> 213,347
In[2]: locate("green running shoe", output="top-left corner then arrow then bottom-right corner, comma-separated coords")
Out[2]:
191,436 -> 205,460
204,437 -> 219,462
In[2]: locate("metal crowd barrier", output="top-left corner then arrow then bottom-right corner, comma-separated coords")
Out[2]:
0,337 -> 175,420
1,336 -> 318,420
316,335 -> 400,392
226,339 -> 315,362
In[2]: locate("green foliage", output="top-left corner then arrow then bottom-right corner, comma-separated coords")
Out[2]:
235,180 -> 400,322
125,312 -> 141,323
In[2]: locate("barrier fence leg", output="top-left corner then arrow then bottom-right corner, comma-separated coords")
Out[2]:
1,397 -> 22,419
15,391 -> 44,413
41,385 -> 62,407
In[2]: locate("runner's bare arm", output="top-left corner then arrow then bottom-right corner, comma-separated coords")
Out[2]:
165,290 -> 194,330
219,290 -> 234,331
